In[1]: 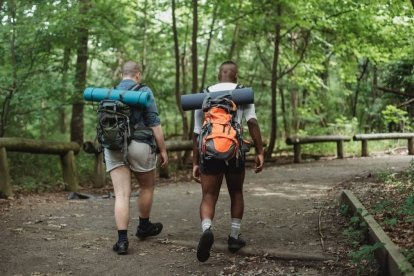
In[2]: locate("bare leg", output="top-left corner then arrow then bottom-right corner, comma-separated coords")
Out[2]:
200,173 -> 224,220
133,169 -> 156,218
225,170 -> 245,219
110,166 -> 131,230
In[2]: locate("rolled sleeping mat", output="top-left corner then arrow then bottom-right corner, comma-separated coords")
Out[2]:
181,87 -> 254,111
83,87 -> 151,107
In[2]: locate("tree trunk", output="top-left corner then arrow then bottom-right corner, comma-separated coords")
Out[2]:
188,0 -> 198,141
291,87 -> 299,133
59,46 -> 71,134
279,85 -> 289,137
352,58 -> 369,118
228,25 -> 240,61
201,4 -> 218,89
265,4 -> 282,160
70,0 -> 89,145
141,0 -> 148,72
172,0 -> 189,139
181,14 -> 190,95
228,3 -> 242,61
171,0 -> 189,167
191,0 -> 198,94
0,0 -> 17,137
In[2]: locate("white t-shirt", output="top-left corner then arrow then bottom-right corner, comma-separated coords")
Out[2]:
193,82 -> 257,134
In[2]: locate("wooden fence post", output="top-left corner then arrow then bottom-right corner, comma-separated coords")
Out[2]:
293,144 -> 301,163
337,140 -> 344,159
0,147 -> 13,198
60,150 -> 78,192
361,140 -> 369,157
93,153 -> 106,188
408,138 -> 414,155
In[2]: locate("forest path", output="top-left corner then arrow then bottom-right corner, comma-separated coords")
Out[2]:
0,155 -> 412,275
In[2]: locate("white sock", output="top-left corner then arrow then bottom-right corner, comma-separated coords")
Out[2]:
230,218 -> 241,239
201,218 -> 212,232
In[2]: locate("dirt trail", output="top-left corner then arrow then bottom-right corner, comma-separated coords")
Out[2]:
0,155 -> 412,275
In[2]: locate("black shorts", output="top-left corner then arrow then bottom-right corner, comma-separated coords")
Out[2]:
200,156 -> 245,175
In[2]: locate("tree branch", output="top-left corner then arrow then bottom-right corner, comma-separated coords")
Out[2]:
198,8 -> 259,37
255,42 -> 272,72
278,30 -> 311,79
398,97 -> 414,108
375,86 -> 409,97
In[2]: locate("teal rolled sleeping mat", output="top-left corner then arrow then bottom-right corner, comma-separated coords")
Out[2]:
83,87 -> 150,107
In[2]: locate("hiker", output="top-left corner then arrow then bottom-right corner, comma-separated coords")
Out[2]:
192,60 -> 264,262
105,61 -> 168,255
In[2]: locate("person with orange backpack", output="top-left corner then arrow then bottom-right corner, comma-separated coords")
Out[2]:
192,60 -> 264,262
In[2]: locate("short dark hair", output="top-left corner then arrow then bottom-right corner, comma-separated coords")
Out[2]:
219,60 -> 238,73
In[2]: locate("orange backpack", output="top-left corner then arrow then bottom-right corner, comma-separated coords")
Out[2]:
198,94 -> 243,162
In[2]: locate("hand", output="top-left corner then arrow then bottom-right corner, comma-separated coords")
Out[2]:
159,150 -> 168,168
254,153 -> 264,173
192,165 -> 201,183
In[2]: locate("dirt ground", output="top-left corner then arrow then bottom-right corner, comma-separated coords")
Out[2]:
0,154 -> 412,276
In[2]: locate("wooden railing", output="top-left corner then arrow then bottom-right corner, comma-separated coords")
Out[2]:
0,138 -> 80,198
83,140 -> 194,188
353,133 -> 414,157
286,136 -> 352,163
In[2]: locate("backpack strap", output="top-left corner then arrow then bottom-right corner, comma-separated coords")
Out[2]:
130,83 -> 147,91
201,85 -> 210,93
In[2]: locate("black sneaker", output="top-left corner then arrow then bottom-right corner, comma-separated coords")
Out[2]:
197,228 -> 214,262
228,235 -> 246,253
136,222 -> 163,240
112,240 -> 129,255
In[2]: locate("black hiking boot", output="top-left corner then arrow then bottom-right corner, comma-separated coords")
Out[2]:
197,228 -> 214,262
228,235 -> 246,253
136,222 -> 163,240
112,240 -> 129,255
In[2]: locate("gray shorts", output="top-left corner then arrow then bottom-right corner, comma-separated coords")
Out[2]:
104,140 -> 157,173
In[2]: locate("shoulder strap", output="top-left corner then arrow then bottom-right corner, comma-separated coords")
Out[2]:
130,83 -> 146,91
201,86 -> 210,93
235,83 -> 244,89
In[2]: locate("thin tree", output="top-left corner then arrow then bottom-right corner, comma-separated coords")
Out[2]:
188,0 -> 198,140
0,0 -> 17,137
59,46 -> 71,134
191,0 -> 198,94
201,3 -> 218,89
70,0 -> 89,145
172,0 -> 188,139
266,3 -> 282,160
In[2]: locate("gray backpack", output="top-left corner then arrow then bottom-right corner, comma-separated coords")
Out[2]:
96,84 -> 146,161
96,99 -> 131,151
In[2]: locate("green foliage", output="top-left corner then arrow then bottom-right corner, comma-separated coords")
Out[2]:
1,0 -> 414,188
381,105 -> 410,131
376,166 -> 398,184
339,203 -> 350,215
340,205 -> 383,274
399,195 -> 414,223
403,248 -> 414,265
8,153 -> 65,193
348,242 -> 384,274
328,116 -> 359,136
407,159 -> 414,183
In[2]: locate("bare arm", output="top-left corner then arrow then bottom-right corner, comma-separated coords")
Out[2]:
192,133 -> 201,183
151,125 -> 168,167
247,118 -> 264,173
